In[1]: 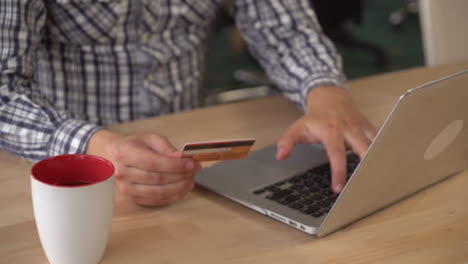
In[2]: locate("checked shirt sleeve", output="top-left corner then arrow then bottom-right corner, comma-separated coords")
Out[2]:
0,0 -> 100,162
234,0 -> 347,110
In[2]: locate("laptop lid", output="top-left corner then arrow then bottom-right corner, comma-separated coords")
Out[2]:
318,70 -> 468,236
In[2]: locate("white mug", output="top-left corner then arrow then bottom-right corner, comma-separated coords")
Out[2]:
31,154 -> 115,264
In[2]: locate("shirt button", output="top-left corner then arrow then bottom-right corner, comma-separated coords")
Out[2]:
141,33 -> 149,43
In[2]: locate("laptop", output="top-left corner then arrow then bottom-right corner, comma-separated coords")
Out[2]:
196,70 -> 468,237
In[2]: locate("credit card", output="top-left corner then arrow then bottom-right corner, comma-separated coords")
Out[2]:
180,138 -> 255,162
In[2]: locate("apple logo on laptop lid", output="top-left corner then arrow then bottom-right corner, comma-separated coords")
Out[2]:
424,119 -> 464,160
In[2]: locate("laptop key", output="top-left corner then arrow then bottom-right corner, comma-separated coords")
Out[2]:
321,190 -> 334,196
309,194 -> 324,201
288,202 -> 303,210
265,186 -> 282,193
317,201 -> 332,207
312,211 -> 324,217
307,186 -> 320,193
267,189 -> 293,201
299,199 -> 316,207
318,183 -> 329,189
304,206 -> 320,214
291,185 -> 305,191
289,176 -> 302,184
253,188 -> 266,195
279,195 -> 300,205
298,190 -> 313,197
274,180 -> 287,186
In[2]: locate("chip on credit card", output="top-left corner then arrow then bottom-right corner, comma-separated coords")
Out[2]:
180,138 -> 255,162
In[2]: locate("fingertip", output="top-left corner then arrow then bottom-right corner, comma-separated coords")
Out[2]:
276,149 -> 282,160
333,183 -> 344,193
352,148 -> 364,160
277,128 -> 301,161
276,147 -> 288,160
276,142 -> 292,160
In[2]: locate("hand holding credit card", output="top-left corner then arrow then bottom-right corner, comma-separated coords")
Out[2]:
180,138 -> 255,162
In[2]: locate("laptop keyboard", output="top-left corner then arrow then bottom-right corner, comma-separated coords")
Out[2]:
252,153 -> 360,218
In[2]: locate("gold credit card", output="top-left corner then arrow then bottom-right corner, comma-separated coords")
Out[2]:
180,138 -> 255,162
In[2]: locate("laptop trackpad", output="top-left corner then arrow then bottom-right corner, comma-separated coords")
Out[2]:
196,144 -> 329,195
197,158 -> 286,195
250,144 -> 329,178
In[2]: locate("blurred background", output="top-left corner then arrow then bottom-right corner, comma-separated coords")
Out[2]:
205,0 -> 424,100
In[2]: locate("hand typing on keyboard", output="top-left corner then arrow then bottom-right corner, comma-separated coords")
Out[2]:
275,86 -> 378,193
253,153 -> 361,217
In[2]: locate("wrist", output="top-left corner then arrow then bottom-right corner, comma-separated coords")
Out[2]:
305,85 -> 351,113
85,129 -> 122,159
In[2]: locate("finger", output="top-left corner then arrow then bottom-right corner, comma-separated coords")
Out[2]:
364,125 -> 379,142
120,166 -> 195,185
321,132 -> 347,194
119,144 -> 195,173
169,150 -> 183,158
344,127 -> 371,159
142,134 -> 177,154
126,180 -> 195,206
277,124 -> 307,160
276,138 -> 295,160
359,119 -> 379,141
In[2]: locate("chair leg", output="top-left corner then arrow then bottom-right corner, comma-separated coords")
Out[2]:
389,0 -> 419,28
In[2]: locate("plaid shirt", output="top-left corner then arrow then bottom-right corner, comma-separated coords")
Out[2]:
0,0 -> 345,162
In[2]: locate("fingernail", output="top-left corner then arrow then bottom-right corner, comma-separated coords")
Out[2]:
276,147 -> 284,160
334,184 -> 344,193
185,160 -> 195,170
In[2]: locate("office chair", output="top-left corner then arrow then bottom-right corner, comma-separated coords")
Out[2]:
389,0 -> 419,28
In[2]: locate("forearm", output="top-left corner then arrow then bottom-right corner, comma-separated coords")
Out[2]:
234,0 -> 346,109
0,0 -> 99,162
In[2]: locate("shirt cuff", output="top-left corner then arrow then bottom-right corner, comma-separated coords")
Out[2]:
300,73 -> 347,110
47,119 -> 101,157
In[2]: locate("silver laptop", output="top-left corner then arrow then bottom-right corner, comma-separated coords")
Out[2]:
196,70 -> 468,237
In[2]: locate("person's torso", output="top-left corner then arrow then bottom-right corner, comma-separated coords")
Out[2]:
36,0 -> 227,125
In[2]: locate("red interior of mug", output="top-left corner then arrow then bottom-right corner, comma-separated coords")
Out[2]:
31,154 -> 114,188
